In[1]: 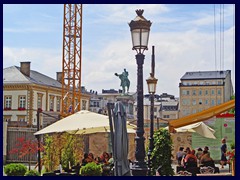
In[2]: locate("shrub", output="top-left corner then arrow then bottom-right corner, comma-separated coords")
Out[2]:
25,169 -> 40,176
80,162 -> 102,176
151,128 -> 174,176
4,163 -> 27,176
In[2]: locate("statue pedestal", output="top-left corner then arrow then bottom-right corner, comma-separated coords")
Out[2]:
116,95 -> 134,120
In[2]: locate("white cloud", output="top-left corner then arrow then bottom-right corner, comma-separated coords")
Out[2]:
3,47 -> 62,79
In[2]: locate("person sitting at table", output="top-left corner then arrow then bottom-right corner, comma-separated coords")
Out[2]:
204,146 -> 210,156
200,150 -> 215,168
94,156 -> 102,165
184,150 -> 198,168
176,147 -> 186,166
81,153 -> 89,166
108,153 -> 114,166
86,152 -> 95,163
100,152 -> 110,165
181,147 -> 191,166
196,148 -> 203,160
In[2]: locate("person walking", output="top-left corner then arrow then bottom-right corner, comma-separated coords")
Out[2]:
220,138 -> 227,168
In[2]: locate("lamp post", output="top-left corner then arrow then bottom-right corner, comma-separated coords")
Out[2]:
146,46 -> 158,176
129,9 -> 152,176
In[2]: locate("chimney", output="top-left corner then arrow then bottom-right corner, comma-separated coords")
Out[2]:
56,72 -> 62,83
20,62 -> 31,77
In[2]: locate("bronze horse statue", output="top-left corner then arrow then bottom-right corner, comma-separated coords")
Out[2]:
115,70 -> 130,94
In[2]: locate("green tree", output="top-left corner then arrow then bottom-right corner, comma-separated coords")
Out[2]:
151,128 -> 174,176
42,133 -> 84,172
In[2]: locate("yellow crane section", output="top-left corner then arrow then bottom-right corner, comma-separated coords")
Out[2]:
61,4 -> 83,118
169,99 -> 235,132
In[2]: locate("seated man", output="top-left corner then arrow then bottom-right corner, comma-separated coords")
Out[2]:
184,150 -> 198,168
200,150 -> 220,173
200,150 -> 215,167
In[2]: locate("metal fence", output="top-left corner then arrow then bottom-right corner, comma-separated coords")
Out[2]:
6,127 -> 38,163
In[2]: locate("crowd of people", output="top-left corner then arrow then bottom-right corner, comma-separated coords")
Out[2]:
81,152 -> 114,166
176,146 -> 215,168
176,138 -> 229,171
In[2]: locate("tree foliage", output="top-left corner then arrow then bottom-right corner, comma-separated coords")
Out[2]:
42,133 -> 84,172
151,128 -> 174,176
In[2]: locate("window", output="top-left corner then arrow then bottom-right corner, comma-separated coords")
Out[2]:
217,89 -> 221,95
163,115 -> 169,118
192,90 -> 196,95
182,109 -> 190,116
211,99 -> 215,105
19,96 -> 26,109
49,95 -> 55,111
82,100 -> 87,110
205,90 -> 208,95
205,99 -> 208,105
192,109 -> 196,114
199,99 -> 202,105
211,89 -> 215,95
37,93 -> 43,110
4,116 -> 11,122
182,99 -> 189,105
192,99 -> 196,105
199,90 -> 202,96
182,90 -> 190,95
218,81 -> 222,85
4,96 -> 12,109
217,99 -> 221,105
57,97 -> 61,112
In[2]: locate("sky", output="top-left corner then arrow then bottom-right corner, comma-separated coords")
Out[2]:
3,4 -> 235,97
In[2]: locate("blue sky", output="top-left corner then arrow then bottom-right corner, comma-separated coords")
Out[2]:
3,4 -> 235,97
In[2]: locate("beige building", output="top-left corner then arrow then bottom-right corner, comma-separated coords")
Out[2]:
179,70 -> 233,117
3,61 -> 91,163
3,62 -> 91,127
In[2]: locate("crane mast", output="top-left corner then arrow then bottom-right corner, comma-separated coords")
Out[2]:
61,4 -> 82,118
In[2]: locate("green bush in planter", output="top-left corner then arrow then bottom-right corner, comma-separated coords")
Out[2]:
25,169 -> 40,176
80,162 -> 102,176
4,163 -> 27,176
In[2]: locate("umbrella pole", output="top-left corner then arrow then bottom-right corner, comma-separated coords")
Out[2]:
107,103 -> 117,176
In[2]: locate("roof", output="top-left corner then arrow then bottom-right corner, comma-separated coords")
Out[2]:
181,70 -> 230,80
3,66 -> 62,88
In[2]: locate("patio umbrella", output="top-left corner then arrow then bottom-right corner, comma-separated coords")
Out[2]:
111,101 -> 131,176
166,122 -> 216,139
34,110 -> 135,136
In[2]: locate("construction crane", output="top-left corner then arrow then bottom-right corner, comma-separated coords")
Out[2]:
61,4 -> 83,118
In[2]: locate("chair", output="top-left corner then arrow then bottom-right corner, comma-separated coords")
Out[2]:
200,160 -> 219,173
177,171 -> 192,176
200,166 -> 215,174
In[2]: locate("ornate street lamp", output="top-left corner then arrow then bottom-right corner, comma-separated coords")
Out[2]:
129,9 -> 152,176
146,46 -> 158,175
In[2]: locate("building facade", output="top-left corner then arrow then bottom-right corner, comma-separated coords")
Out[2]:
179,70 -> 233,117
3,62 -> 91,163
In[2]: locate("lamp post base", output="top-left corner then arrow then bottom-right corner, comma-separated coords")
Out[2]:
131,161 -> 148,176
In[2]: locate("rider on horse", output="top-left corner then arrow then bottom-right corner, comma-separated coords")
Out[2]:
115,69 -> 130,94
